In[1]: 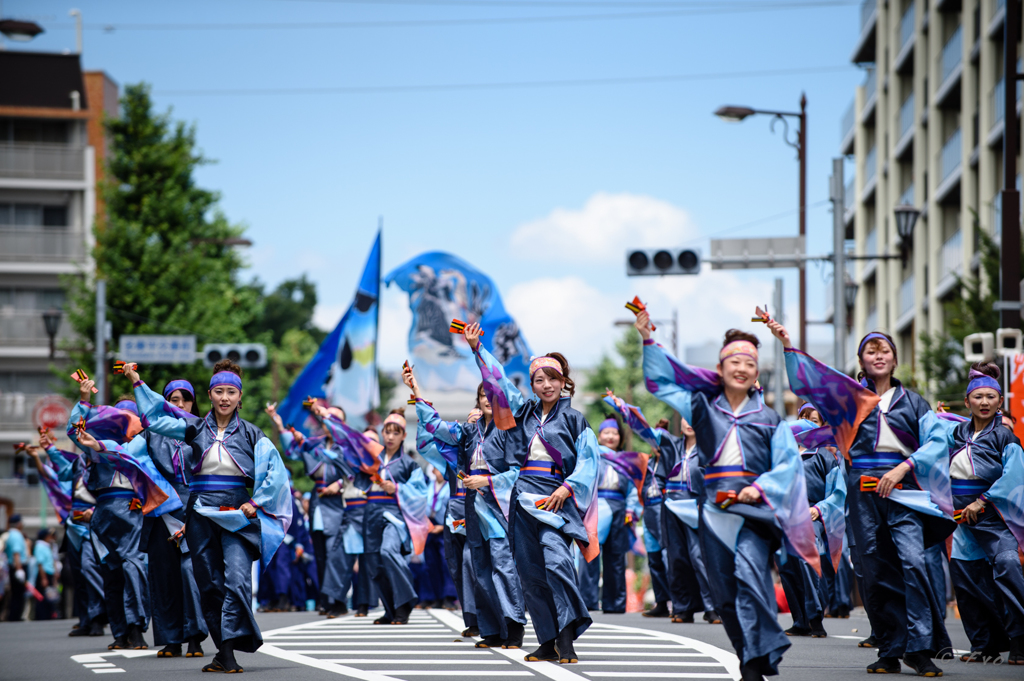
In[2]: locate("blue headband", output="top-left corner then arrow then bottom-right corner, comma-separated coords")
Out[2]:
966,372 -> 1001,397
857,332 -> 894,356
163,379 -> 195,400
209,371 -> 243,391
598,418 -> 619,433
114,400 -> 139,415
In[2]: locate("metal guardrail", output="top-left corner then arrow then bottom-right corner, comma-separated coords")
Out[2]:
940,230 -> 963,279
940,25 -> 963,85
900,2 -> 916,52
861,0 -> 877,30
899,93 -> 915,141
940,128 -> 962,181
899,275 -> 915,316
841,100 -> 855,142
0,228 -> 86,262
0,143 -> 86,181
899,183 -> 915,207
0,310 -> 74,346
864,145 -> 877,184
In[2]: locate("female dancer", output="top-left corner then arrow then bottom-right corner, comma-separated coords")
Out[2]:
637,419 -> 671,619
136,378 -> 208,657
466,323 -> 599,664
65,380 -> 155,651
778,418 -> 846,639
946,362 -> 1024,664
637,311 -> 817,681
405,367 -> 526,648
773,323 -> 954,676
604,397 -> 718,624
268,402 -> 353,618
579,417 -> 644,614
125,361 -> 292,673
358,408 -> 423,625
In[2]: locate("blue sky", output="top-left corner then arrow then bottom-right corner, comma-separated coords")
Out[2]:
11,0 -> 867,369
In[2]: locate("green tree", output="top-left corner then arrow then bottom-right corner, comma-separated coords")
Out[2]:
244,274 -> 326,346
919,224 -> 1024,411
63,83 -> 261,406
584,327 -> 673,451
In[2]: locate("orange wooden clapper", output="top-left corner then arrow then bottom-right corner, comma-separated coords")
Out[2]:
859,476 -> 901,493
449,319 -> 485,336
715,490 -> 737,508
624,296 -> 656,331
128,498 -> 143,512
954,507 -> 984,524
71,368 -> 99,393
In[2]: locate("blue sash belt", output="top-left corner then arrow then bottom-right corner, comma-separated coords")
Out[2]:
368,491 -> 398,505
520,461 -> 563,479
454,490 -> 467,498
665,480 -> 686,492
704,465 -> 757,480
950,479 -> 991,496
598,489 -> 625,500
469,469 -> 492,477
95,488 -> 135,499
850,451 -> 906,470
72,500 -> 95,511
190,474 -> 248,491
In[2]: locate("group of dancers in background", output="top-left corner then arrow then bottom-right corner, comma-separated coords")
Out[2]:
15,302 -> 1024,680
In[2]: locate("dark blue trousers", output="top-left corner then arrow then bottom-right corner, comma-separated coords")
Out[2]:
580,505 -> 629,612
644,503 -> 671,605
186,490 -> 262,653
321,530 -> 353,606
779,553 -> 823,629
69,535 -> 106,628
363,519 -> 417,617
847,480 -> 951,657
144,516 -> 207,646
444,526 -> 477,627
92,495 -> 148,637
662,502 -> 714,614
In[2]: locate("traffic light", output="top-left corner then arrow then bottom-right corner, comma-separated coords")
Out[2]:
626,248 -> 701,276
202,343 -> 267,369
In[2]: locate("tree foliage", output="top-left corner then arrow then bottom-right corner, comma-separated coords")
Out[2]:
584,328 -> 673,452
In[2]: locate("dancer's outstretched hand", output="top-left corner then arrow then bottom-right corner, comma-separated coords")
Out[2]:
634,311 -> 652,341
464,323 -> 482,350
766,319 -> 793,349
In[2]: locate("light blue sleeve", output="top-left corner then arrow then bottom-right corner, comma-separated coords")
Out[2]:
46,446 -> 75,483
626,485 -> 642,518
906,411 -> 955,521
488,465 -> 520,521
415,399 -> 464,447
65,400 -> 90,451
251,437 -> 294,572
133,382 -> 188,440
642,341 -> 701,423
564,428 -> 600,510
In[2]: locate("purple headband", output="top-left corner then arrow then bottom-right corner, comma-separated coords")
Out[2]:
209,371 -> 243,391
966,370 -> 1001,397
113,400 -> 139,416
857,332 -> 894,357
163,379 -> 196,400
598,418 -> 619,433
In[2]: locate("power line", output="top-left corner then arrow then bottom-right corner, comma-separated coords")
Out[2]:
46,2 -> 857,32
681,199 -> 831,247
273,0 -> 855,9
155,64 -> 850,97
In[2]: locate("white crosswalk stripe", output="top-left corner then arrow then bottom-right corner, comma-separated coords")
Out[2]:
258,609 -> 740,681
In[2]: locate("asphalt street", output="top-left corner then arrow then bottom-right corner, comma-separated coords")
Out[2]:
1,607 -> 1020,681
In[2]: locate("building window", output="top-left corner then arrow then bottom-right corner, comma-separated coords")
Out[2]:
0,203 -> 68,227
0,118 -> 70,144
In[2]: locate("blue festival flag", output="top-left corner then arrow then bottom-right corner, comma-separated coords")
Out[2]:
279,232 -> 381,433
384,252 -> 533,392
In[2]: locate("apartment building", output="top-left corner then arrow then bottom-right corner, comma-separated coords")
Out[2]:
840,0 -> 1019,375
0,51 -> 117,479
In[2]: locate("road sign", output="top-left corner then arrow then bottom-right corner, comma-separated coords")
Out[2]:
33,394 -> 72,431
119,335 -> 197,364
708,236 -> 805,270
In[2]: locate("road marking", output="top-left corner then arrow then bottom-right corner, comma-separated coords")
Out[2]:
70,650 -> 157,674
260,608 -> 740,681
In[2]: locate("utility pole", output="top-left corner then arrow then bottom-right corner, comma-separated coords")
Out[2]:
773,277 -> 786,416
95,279 -> 106,404
830,158 -> 846,370
1000,0 -> 1022,328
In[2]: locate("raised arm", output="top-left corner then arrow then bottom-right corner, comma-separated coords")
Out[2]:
132,379 -> 191,440
603,392 -> 661,449
464,322 -> 526,430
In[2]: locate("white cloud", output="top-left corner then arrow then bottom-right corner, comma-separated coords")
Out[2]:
509,192 -> 698,263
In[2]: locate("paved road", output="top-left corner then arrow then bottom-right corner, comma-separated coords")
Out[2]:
1,608 -> 1020,680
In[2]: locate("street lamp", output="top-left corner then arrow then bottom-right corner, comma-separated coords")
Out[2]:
844,278 -> 859,312
0,19 -> 44,41
714,94 -> 808,351
893,204 -> 920,266
42,309 -> 63,359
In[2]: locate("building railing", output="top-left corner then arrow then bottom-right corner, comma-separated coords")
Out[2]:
899,93 -> 915,141
990,64 -> 1022,129
865,228 -> 877,256
844,178 -> 856,214
866,307 -> 878,332
940,128 -> 962,181
0,143 -> 86,181
900,2 -> 916,52
864,145 -> 877,185
0,309 -> 75,346
861,0 -> 877,29
863,68 -> 877,112
0,228 -> 86,262
899,183 -> 915,206
841,100 -> 855,142
940,25 -> 963,85
994,0 -> 1006,18
899,275 -> 915,316
0,393 -> 59,431
940,230 -> 963,279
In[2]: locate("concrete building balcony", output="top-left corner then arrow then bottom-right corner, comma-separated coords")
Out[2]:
936,230 -> 963,297
0,392 -> 54,432
989,0 -> 1006,39
895,93 -> 915,159
841,100 -> 855,154
862,145 -> 878,202
844,177 -> 856,225
935,25 -> 963,108
986,71 -> 1022,147
899,183 -> 915,207
0,143 -> 85,182
0,309 -> 75,347
866,306 -> 878,333
0,228 -> 86,263
860,68 -> 878,124
861,228 -> 878,282
897,275 -> 915,330
936,128 -> 962,203
894,2 -> 916,73
852,0 -> 878,64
